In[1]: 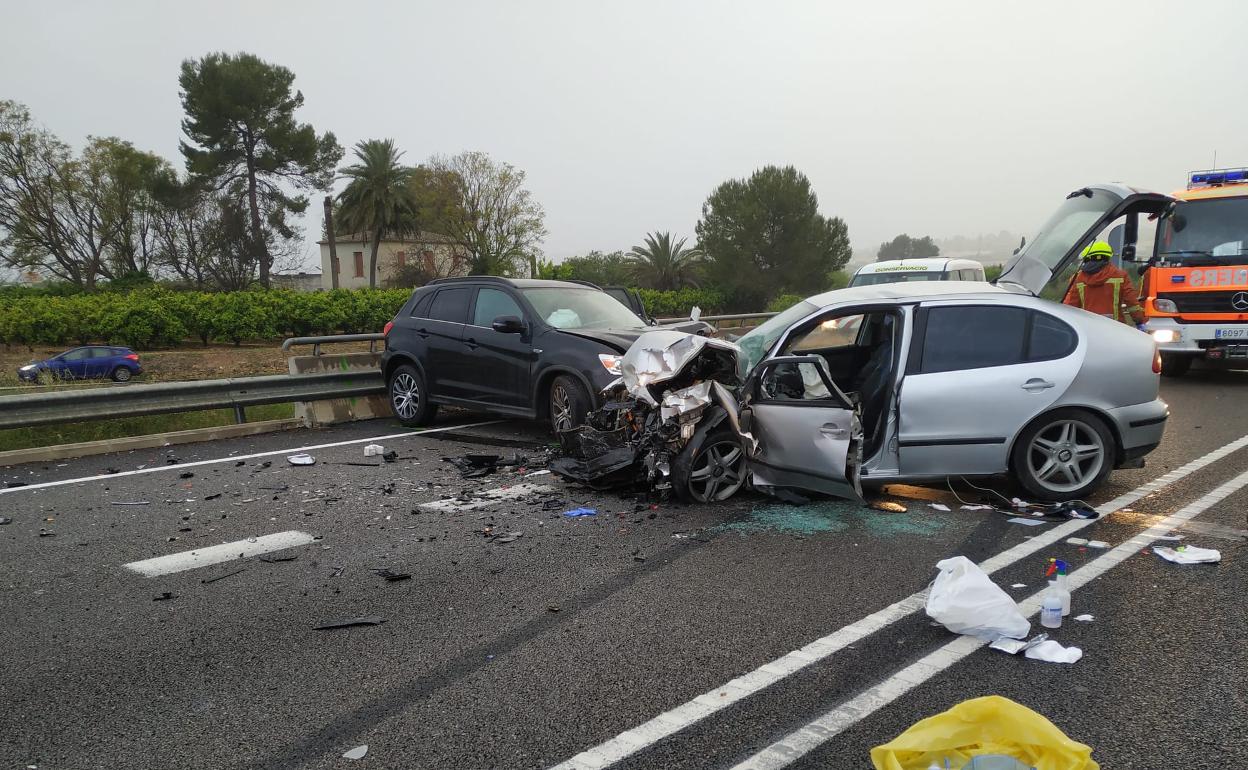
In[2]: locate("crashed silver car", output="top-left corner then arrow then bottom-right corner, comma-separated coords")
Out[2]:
552,183 -> 1171,502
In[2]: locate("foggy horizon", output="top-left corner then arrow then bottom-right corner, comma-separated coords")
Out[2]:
3,0 -> 1246,271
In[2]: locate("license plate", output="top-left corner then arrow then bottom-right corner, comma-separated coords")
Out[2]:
1214,328 -> 1248,339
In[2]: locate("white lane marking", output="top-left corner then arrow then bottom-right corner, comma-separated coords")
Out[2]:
419,482 -> 554,512
123,530 -> 317,577
549,433 -> 1248,770
0,419 -> 505,495
730,467 -> 1248,770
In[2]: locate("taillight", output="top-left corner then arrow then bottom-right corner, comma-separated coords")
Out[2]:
125,353 -> 140,362
1152,350 -> 1162,374
383,321 -> 394,336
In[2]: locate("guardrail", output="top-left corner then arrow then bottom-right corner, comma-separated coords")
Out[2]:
0,371 -> 384,430
656,311 -> 777,328
281,333 -> 386,355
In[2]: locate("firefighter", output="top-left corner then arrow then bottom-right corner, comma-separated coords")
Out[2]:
1062,241 -> 1146,327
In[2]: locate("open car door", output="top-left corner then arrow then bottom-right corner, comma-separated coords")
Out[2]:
997,183 -> 1174,298
742,355 -> 863,500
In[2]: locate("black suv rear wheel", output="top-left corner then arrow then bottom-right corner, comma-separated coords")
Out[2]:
388,364 -> 438,427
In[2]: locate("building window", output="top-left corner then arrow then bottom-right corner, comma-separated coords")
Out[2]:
395,251 -> 406,268
353,252 -> 364,278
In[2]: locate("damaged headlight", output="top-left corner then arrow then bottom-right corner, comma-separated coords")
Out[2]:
598,353 -> 623,375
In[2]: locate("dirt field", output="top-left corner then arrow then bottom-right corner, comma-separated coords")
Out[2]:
0,340 -> 377,390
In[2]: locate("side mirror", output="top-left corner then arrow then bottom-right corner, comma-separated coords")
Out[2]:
492,315 -> 526,334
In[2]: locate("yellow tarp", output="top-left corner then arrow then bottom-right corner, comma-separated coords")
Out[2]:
870,696 -> 1099,770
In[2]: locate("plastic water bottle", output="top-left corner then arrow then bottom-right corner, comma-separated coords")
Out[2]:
1041,582 -> 1063,629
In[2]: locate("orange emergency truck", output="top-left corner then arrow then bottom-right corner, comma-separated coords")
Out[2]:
1138,168 -> 1248,376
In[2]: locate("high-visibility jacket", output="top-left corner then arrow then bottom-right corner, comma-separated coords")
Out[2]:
1062,263 -> 1146,325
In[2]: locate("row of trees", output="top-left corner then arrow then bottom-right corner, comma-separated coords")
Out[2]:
1,53 -> 550,293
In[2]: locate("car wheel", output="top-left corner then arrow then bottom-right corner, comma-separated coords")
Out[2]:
111,366 -> 132,383
673,426 -> 748,503
388,364 -> 437,427
1159,354 -> 1191,378
1011,409 -> 1115,501
549,375 -> 591,434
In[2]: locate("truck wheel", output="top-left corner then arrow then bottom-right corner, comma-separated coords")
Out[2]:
549,375 -> 591,434
388,364 -> 437,427
1159,354 -> 1191,378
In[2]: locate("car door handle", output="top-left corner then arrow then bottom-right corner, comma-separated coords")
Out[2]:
465,337 -> 478,350
416,327 -> 430,338
819,423 -> 848,439
1021,378 -> 1055,392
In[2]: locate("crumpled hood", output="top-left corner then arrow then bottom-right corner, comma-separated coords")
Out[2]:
554,327 -> 646,353
618,330 -> 742,405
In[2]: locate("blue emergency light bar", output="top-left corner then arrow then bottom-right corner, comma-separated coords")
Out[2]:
1189,167 -> 1248,188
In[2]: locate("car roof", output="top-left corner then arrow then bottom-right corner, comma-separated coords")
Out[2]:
808,280 -> 1011,307
425,276 -> 601,290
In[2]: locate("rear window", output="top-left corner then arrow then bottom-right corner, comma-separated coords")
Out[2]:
1027,312 -> 1078,361
428,288 -> 471,323
921,306 -> 1027,373
410,291 -> 434,318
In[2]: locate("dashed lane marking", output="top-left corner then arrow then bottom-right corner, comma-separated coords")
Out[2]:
123,530 -> 317,577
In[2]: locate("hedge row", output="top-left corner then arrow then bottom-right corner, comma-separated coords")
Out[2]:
0,285 -> 725,349
0,288 -> 411,349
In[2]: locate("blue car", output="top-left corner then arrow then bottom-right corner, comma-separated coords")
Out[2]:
17,346 -> 143,383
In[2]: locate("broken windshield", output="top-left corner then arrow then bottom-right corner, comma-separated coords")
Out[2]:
736,299 -> 819,375
1156,197 -> 1248,265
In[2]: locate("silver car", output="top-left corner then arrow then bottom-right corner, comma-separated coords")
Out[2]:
554,183 -> 1171,503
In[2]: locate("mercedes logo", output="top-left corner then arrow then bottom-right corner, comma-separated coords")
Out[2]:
1234,292 -> 1248,311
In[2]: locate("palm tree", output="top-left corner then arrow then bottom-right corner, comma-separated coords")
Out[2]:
626,231 -> 702,290
336,139 -> 415,288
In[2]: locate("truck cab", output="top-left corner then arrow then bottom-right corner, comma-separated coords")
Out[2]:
1136,168 -> 1248,376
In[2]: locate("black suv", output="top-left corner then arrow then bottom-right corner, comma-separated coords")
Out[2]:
382,277 -> 654,431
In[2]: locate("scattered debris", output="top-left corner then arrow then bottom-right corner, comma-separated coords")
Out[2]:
152,592 -> 175,601
235,461 -> 246,467
259,553 -> 298,563
1085,539 -> 1109,549
373,568 -> 412,582
106,467 -> 120,474
491,531 -> 524,544
870,501 -> 907,513
314,616 -> 386,630
928,503 -> 951,512
1154,545 -> 1221,564
5,481 -> 27,488
201,567 -> 247,584
1074,614 -> 1094,622
541,498 -> 566,511
442,453 -> 528,478
926,556 -> 1030,641
1024,639 -> 1083,664
288,454 -> 316,466
382,450 -> 398,463
1065,537 -> 1088,546
1005,516 -> 1045,527
960,504 -> 993,511
1010,583 -> 1027,589
342,745 -> 368,760
363,443 -> 385,457
38,529 -> 55,537
562,507 -> 598,518
988,633 -> 1048,655
204,493 -> 222,501
547,604 -> 561,613
110,501 -> 150,506
178,472 -> 195,479
0,517 -> 11,525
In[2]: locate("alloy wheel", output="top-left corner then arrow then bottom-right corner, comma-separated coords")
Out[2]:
391,372 -> 420,420
687,439 -> 747,502
1026,419 -> 1106,495
114,368 -> 131,382
551,384 -> 573,432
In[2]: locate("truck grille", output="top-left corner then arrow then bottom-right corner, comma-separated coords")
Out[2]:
1157,291 -> 1248,314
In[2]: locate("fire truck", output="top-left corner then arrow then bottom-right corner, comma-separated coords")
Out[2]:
1136,168 -> 1248,376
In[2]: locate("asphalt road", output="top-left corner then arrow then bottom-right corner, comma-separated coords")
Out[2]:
1,370 -> 1245,770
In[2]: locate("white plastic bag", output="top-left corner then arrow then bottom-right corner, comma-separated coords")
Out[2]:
926,556 -> 1030,641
